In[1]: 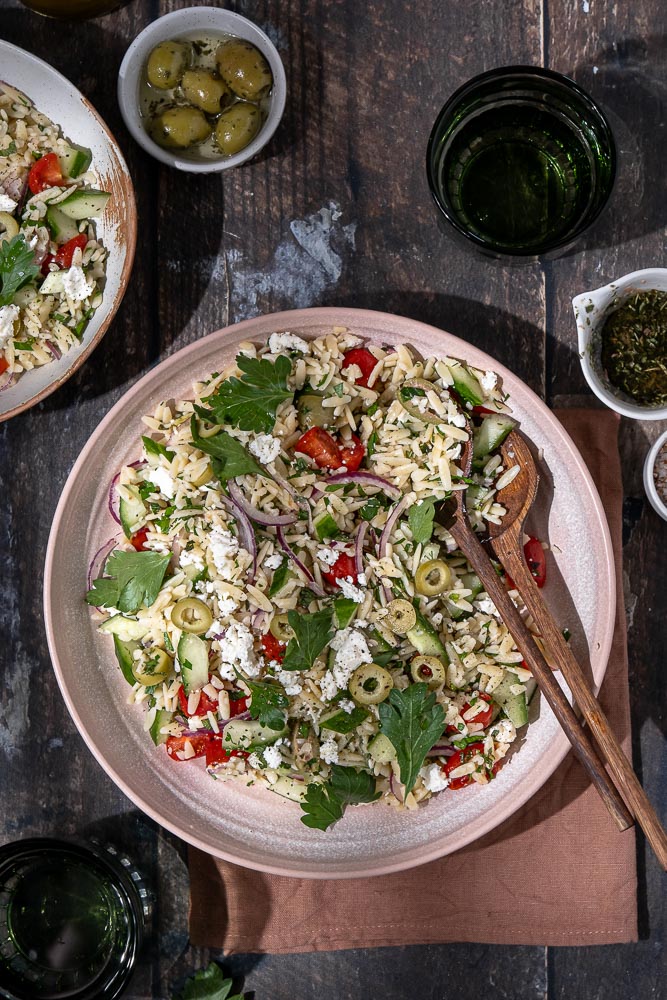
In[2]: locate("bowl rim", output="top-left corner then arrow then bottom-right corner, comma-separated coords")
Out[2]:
117,5 -> 287,174
0,39 -> 137,422
643,429 -> 667,521
573,267 -> 667,421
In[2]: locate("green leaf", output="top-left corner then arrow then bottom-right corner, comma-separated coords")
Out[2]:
176,961 -> 243,1000
190,416 -> 267,481
334,596 -> 357,630
367,430 -> 378,457
142,434 -> 175,462
268,557 -> 289,597
359,496 -> 384,521
203,354 -> 293,433
313,511 -> 341,540
282,608 -> 334,672
244,676 -> 289,731
86,550 -> 171,614
300,765 -> 380,831
0,141 -> 16,156
407,498 -> 436,545
379,684 -> 445,796
0,234 -> 39,307
320,706 -> 369,734
13,337 -> 35,351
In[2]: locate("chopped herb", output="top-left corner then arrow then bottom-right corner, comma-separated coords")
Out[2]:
13,338 -> 35,351
300,765 -> 380,831
138,481 -> 156,501
320,706 -> 369,734
142,435 -> 175,462
366,402 -> 379,416
0,235 -> 39,307
163,631 -> 174,653
51,312 -> 68,323
242,675 -> 288,731
367,430 -> 378,457
407,498 -> 436,545
174,961 -> 244,1000
399,385 -> 426,401
334,596 -> 357,629
332,382 -> 345,397
86,550 -> 170,614
282,608 -> 334,672
268,557 -> 289,597
190,416 -> 267,482
297,587 -> 317,609
0,141 -> 16,157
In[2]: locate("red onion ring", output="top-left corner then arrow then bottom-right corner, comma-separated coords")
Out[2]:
389,770 -> 404,803
378,495 -> 411,558
45,339 -> 62,360
323,471 -> 401,497
87,536 -> 117,590
354,520 -> 368,578
220,494 -> 257,576
108,472 -> 121,525
252,609 -> 269,633
427,744 -> 456,758
228,479 -> 298,527
0,370 -> 16,392
276,526 -> 325,597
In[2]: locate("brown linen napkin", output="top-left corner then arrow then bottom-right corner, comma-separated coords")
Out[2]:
189,408 -> 638,952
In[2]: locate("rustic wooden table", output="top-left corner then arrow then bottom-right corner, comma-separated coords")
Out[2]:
1,1 -> 665,997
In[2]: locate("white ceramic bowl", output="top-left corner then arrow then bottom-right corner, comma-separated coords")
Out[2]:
0,41 -> 136,422
573,267 -> 667,421
643,429 -> 667,521
117,6 -> 286,173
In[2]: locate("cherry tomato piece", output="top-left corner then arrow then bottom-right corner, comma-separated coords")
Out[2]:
165,731 -> 213,761
446,693 -> 493,734
472,405 -> 495,416
177,685 -> 219,717
341,347 -> 377,388
129,527 -> 149,551
442,741 -> 485,790
40,253 -> 55,276
261,632 -> 286,663
339,433 -> 365,472
205,741 -> 249,767
295,427 -> 343,470
0,358 -> 9,376
55,233 -> 87,269
524,536 -> 547,588
28,152 -> 64,194
321,552 -> 358,588
229,694 -> 249,716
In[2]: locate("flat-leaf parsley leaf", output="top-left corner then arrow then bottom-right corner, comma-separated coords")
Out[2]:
202,354 -> 293,434
281,608 -> 334,672
175,961 -> 243,1000
243,675 -> 289,731
190,416 -> 267,481
300,765 -> 380,831
379,684 -> 445,796
86,550 -> 170,614
0,234 -> 39,307
407,498 -> 436,545
142,435 -> 175,462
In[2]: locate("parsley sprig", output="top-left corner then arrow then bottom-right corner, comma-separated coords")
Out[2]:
190,416 -> 267,481
86,550 -> 170,614
200,354 -> 293,433
281,608 -> 334,672
243,675 -> 289,731
0,234 -> 39,307
174,962 -> 244,1000
379,684 -> 445,796
407,498 -> 436,545
300,765 -> 380,831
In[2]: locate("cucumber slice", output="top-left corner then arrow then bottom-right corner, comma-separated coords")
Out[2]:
58,189 -> 110,220
149,708 -> 174,746
472,414 -> 518,468
222,718 -> 287,751
100,615 -> 148,642
119,484 -> 146,538
368,733 -> 396,764
58,143 -> 92,179
39,270 -> 66,296
177,633 -> 209,695
491,673 -> 529,728
112,634 -> 139,685
270,774 -> 310,802
450,364 -> 484,406
406,606 -> 449,660
45,205 -> 80,245
314,512 -> 340,541
319,706 -> 368,734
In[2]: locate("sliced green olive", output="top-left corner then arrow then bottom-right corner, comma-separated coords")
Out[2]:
384,599 -> 416,635
269,613 -> 294,642
0,213 -> 18,245
349,663 -> 394,706
415,559 -> 452,597
216,39 -> 273,101
171,597 -> 213,635
189,462 -> 213,488
214,102 -> 262,156
151,106 -> 211,150
296,393 -> 331,429
181,68 -> 231,114
131,648 -> 174,685
196,418 -> 223,439
398,378 -> 446,424
410,655 -> 447,688
146,41 -> 191,89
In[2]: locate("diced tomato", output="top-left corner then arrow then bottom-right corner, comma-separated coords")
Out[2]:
55,233 -> 87,269
204,741 -> 249,767
295,427 -> 343,470
261,632 -> 286,663
165,731 -> 214,761
321,552 -> 358,589
446,693 -> 493,734
504,572 -> 516,591
442,741 -> 485,790
341,347 -> 377,388
177,685 -> 219,718
0,358 -> 8,376
339,433 -> 365,472
28,152 -> 64,194
524,536 -> 547,588
472,405 -> 495,416
40,253 -> 55,276
129,527 -> 149,551
229,694 -> 249,716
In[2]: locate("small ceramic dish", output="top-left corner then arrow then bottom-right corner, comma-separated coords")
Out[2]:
573,267 -> 667,421
643,429 -> 667,521
117,6 -> 286,173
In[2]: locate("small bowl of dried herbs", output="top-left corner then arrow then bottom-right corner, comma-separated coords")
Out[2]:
643,429 -> 667,521
573,267 -> 667,420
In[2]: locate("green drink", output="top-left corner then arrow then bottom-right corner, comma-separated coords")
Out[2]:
427,67 -> 615,259
0,840 -> 148,1000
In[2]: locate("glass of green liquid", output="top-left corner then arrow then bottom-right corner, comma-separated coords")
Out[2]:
0,839 -> 149,1000
426,66 -> 616,260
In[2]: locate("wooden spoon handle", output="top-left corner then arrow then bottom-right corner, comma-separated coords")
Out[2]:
449,519 -> 634,833
493,535 -> 667,871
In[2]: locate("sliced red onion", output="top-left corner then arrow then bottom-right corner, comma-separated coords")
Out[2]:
427,744 -> 456,758
268,466 -> 299,500
354,520 -> 368,578
389,770 -> 404,803
252,609 -> 269,632
276,526 -> 325,596
45,339 -> 62,360
209,632 -> 226,642
108,472 -> 121,525
0,370 -> 16,392
220,494 -> 257,577
228,479 -> 298,527
87,536 -> 117,590
324,471 -> 401,497
378,495 -> 411,558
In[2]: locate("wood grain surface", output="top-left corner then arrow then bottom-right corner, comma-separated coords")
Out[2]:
0,1 -> 665,998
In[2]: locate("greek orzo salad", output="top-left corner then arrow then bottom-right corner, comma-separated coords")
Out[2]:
0,82 -> 110,389
87,329 -> 546,831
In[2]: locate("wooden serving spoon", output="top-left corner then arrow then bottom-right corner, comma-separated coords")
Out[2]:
487,429 -> 667,871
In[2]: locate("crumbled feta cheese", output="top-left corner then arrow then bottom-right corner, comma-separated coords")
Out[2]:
449,412 -> 467,428
319,672 -> 339,701
249,433 -> 281,464
474,598 -> 498,617
265,553 -> 283,570
480,370 -> 497,394
275,669 -> 302,696
206,619 -> 223,639
179,548 -> 204,572
150,466 -> 176,499
0,194 -> 17,212
62,264 -> 93,303
209,528 -> 239,576
268,332 -> 309,353
263,745 -> 282,769
338,576 -> 365,603
491,718 -> 517,744
330,628 -> 372,689
316,545 -> 339,567
339,699 -> 355,714
248,752 -> 264,769
218,620 -> 260,678
319,738 -> 339,765
420,763 -> 450,793
0,304 -> 20,349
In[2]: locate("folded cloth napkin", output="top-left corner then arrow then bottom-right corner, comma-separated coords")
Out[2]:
189,408 -> 638,953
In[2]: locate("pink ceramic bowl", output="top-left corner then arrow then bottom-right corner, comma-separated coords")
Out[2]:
44,308 -> 615,878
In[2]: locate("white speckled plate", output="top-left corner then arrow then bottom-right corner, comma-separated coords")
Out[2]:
44,308 -> 615,878
0,40 -> 136,422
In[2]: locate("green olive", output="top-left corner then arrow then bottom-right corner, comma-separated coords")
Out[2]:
216,39 -> 273,101
384,599 -> 416,635
349,663 -> 394,706
296,393 -> 331,430
146,41 -> 191,90
171,597 -> 213,635
214,102 -> 262,156
398,378 -> 447,424
0,213 -> 18,245
196,418 -> 223,439
181,68 -> 231,114
189,462 -> 213,488
410,655 -> 447,689
131,648 -> 174,686
269,613 -> 294,643
151,106 -> 211,150
415,559 -> 452,597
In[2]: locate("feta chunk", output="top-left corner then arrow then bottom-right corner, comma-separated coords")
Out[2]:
263,745 -> 282,769
319,738 -> 339,765
330,628 -> 372,689
0,194 -> 17,212
0,304 -> 20,349
218,620 -> 260,678
179,548 -> 205,572
268,332 -> 309,354
480,370 -> 498,394
209,528 -> 239,576
62,264 -> 93,303
150,466 -> 176,500
249,433 -> 281,464
275,669 -> 302,696
337,575 -> 365,603
316,545 -> 339,567
420,763 -> 450,793
264,553 -> 283,570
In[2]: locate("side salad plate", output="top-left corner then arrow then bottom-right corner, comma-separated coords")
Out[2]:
44,307 -> 615,878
